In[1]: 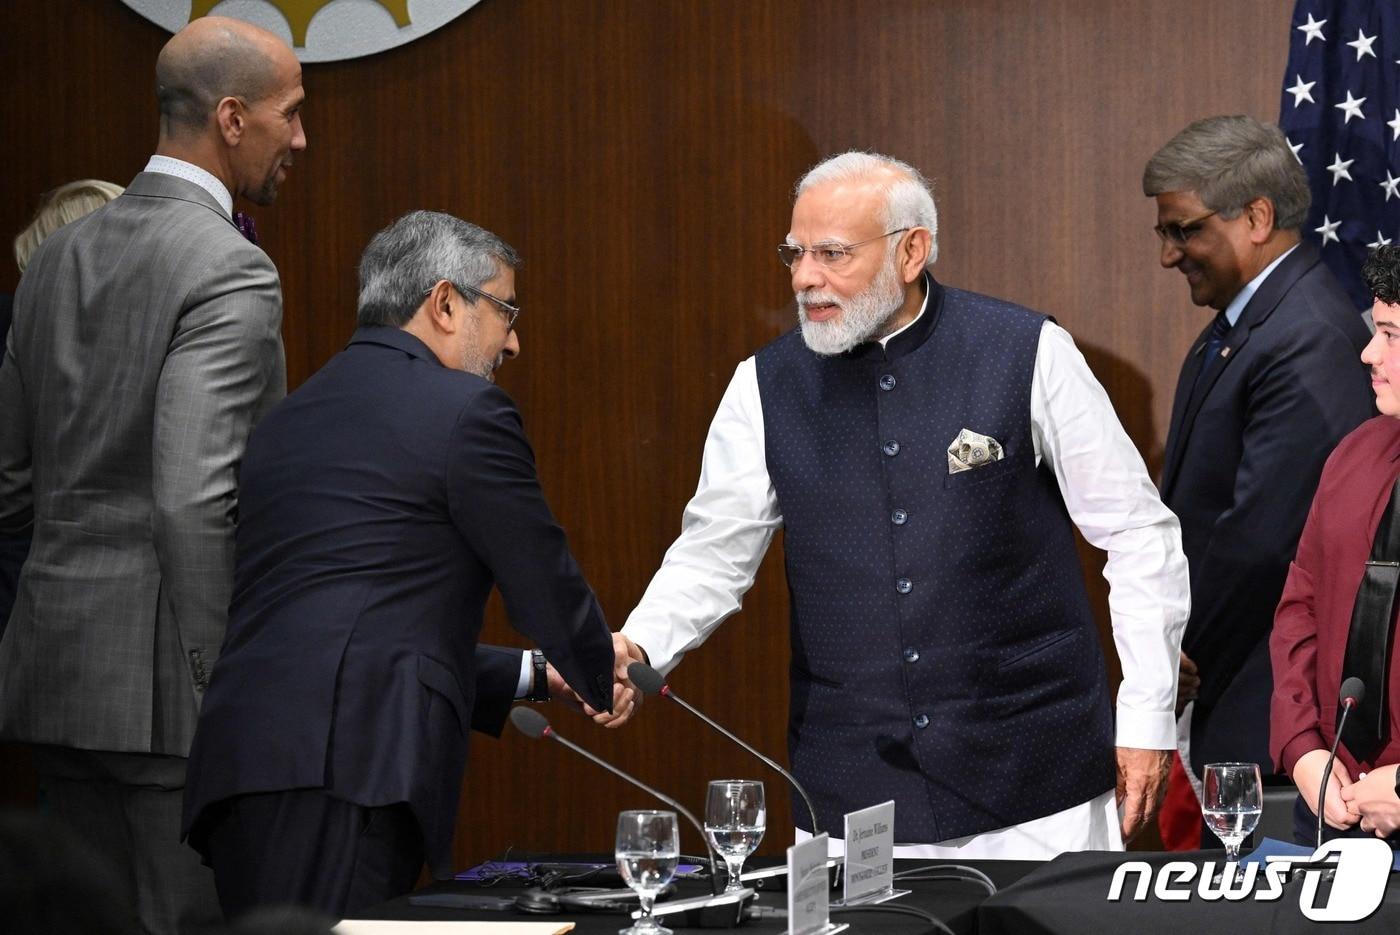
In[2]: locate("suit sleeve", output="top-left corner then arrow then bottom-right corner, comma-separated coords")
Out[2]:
446,385 -> 614,714
0,291 -> 33,536
471,643 -> 525,736
1185,321 -> 1370,708
1270,482 -> 1328,774
151,244 -> 286,678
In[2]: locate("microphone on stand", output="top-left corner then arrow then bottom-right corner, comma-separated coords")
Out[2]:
1317,676 -> 1366,848
508,706 -> 722,896
628,661 -> 823,837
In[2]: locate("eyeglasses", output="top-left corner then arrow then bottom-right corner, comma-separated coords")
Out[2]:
1153,210 -> 1217,247
425,282 -> 520,330
777,228 -> 909,270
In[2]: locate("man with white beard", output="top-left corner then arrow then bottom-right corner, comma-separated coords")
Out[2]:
619,151 -> 1189,858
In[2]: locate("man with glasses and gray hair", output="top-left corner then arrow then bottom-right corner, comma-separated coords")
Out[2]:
618,151 -> 1189,858
1142,116 -> 1372,844
181,210 -> 633,918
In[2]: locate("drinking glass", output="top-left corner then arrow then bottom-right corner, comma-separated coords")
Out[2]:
616,809 -> 680,935
1201,762 -> 1263,866
703,779 -> 766,892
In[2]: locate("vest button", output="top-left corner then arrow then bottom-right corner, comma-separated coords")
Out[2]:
891,508 -> 908,525
882,440 -> 901,457
903,647 -> 920,663
879,374 -> 896,391
914,714 -> 930,729
895,578 -> 912,594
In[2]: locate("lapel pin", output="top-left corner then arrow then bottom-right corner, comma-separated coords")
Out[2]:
1220,347 -> 1231,358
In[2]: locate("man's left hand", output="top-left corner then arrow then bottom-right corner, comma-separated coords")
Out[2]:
1116,746 -> 1171,843
1339,764 -> 1400,838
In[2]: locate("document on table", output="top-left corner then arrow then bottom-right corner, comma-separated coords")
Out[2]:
335,922 -> 575,935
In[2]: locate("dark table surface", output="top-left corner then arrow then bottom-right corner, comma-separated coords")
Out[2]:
354,855 -> 1037,935
355,850 -> 1400,935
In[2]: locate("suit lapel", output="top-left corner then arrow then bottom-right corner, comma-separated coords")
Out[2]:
1160,244 -> 1318,499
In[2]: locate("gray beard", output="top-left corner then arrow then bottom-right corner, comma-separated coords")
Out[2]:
796,260 -> 904,356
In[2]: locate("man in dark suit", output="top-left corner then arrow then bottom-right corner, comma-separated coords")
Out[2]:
0,17 -> 305,935
182,210 -> 622,918
1142,116 -> 1373,801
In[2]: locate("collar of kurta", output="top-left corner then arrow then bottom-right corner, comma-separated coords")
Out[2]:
845,271 -> 943,362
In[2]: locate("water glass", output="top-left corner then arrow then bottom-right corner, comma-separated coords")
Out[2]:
616,809 -> 679,935
703,779 -> 765,892
1201,762 -> 1263,865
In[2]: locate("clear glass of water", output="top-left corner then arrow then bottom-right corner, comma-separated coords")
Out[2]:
616,809 -> 680,935
1202,762 -> 1263,866
703,779 -> 765,892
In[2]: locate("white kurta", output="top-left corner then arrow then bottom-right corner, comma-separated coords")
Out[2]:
623,299 -> 1189,856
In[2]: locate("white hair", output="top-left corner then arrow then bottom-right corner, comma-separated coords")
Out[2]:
795,151 -> 939,267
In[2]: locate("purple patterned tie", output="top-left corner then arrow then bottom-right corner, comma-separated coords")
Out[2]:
233,211 -> 259,246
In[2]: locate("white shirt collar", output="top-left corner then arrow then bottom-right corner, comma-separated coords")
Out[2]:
1222,243 -> 1298,327
143,155 -> 234,218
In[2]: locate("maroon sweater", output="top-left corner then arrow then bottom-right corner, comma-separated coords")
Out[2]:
1271,415 -> 1400,777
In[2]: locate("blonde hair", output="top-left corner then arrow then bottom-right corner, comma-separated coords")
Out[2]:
14,179 -> 124,273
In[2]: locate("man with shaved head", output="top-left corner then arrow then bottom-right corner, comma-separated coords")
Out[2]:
0,16 -> 305,933
621,151 -> 1189,858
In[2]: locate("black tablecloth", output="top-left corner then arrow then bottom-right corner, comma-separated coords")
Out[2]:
355,850 -> 1400,934
354,856 -> 1037,935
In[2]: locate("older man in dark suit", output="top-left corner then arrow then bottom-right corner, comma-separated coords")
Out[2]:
1142,116 -> 1373,828
0,17 -> 304,934
183,211 -> 627,918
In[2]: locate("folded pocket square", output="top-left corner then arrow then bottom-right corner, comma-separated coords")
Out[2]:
947,428 -> 1004,474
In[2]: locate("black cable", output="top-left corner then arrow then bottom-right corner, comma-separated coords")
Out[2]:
830,903 -> 956,935
892,863 -> 997,896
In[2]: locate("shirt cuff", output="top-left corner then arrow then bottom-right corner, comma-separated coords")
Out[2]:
514,651 -> 533,699
1114,705 -> 1176,750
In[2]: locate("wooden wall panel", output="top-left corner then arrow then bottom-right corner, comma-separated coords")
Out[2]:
0,0 -> 1294,863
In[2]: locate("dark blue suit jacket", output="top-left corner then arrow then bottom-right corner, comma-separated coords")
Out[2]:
183,326 -> 614,875
1161,242 -> 1372,771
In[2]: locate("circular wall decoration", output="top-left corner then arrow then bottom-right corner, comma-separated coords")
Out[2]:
119,0 -> 486,62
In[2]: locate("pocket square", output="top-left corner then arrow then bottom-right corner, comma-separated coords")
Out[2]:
947,428 -> 1004,474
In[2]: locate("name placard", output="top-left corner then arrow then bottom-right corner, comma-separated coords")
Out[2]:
786,833 -> 847,935
840,800 -> 908,905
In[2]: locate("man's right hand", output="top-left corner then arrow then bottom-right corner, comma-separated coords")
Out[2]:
546,632 -> 647,728
1292,748 -> 1359,830
1175,652 -> 1199,717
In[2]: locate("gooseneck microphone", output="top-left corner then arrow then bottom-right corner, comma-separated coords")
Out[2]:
1317,676 -> 1366,848
508,706 -> 721,894
628,661 -> 823,837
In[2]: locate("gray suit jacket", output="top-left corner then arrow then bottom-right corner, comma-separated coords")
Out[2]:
0,171 -> 286,756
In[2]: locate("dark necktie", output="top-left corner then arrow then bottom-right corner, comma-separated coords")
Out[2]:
233,211 -> 259,246
1194,312 -> 1231,387
1340,474 -> 1400,762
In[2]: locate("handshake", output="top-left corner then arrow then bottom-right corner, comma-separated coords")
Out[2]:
545,632 -> 649,728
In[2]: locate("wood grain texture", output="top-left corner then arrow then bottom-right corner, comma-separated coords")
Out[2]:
0,0 -> 1294,861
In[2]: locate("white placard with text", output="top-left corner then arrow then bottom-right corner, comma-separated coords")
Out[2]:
786,833 -> 846,935
840,799 -> 908,905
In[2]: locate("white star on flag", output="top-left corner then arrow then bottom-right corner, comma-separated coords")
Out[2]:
1287,137 -> 1304,161
1334,91 -> 1366,123
1382,172 -> 1400,202
1346,29 -> 1377,60
1315,215 -> 1342,245
1369,232 -> 1394,249
1286,75 -> 1316,106
1297,13 -> 1327,43
1390,109 -> 1400,142
1327,153 -> 1355,185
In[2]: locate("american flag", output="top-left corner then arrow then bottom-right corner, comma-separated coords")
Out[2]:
1278,0 -> 1399,310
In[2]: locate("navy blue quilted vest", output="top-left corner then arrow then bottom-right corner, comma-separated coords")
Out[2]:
755,276 -> 1115,843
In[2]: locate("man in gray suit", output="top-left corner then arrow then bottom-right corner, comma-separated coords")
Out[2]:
0,17 -> 305,934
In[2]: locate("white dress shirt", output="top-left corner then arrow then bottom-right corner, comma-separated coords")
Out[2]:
144,155 -> 234,218
622,292 -> 1190,855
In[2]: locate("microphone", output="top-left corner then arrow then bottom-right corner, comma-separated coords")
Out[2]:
508,706 -> 722,895
1316,676 -> 1366,848
628,661 -> 823,838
